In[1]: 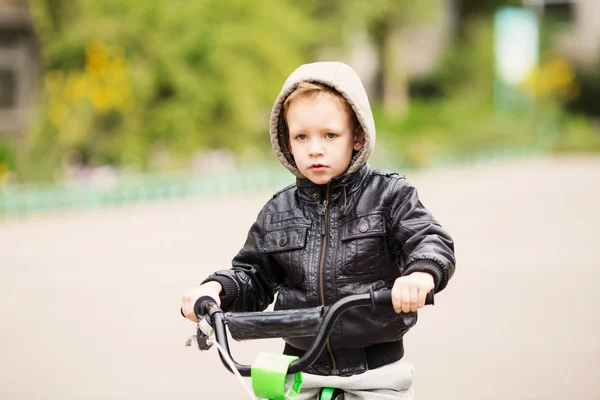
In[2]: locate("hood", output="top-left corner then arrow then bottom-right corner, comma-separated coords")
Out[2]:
269,62 -> 376,179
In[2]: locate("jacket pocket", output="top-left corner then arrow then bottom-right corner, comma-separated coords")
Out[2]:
260,225 -> 309,285
340,214 -> 388,277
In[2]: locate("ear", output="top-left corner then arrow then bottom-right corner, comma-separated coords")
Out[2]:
353,127 -> 364,151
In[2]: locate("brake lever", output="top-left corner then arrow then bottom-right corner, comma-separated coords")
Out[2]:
196,317 -> 214,351
184,317 -> 214,351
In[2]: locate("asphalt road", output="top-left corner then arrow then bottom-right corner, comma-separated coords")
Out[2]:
1,156 -> 598,400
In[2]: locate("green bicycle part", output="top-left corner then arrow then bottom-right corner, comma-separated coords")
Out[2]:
319,387 -> 336,400
251,353 -> 302,400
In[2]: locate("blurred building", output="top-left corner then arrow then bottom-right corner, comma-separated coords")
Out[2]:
0,0 -> 37,140
524,0 -> 600,66
349,0 -> 599,110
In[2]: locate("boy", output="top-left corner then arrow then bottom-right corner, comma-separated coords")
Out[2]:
181,62 -> 455,399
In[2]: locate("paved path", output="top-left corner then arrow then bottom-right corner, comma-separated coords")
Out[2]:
1,156 -> 599,400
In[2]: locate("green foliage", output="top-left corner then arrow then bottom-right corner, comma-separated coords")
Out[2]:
13,1 -> 599,184
433,17 -> 497,100
552,115 -> 600,153
372,17 -> 600,169
26,0 -> 318,180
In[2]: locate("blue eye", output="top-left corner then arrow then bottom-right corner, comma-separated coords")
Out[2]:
296,134 -> 307,141
325,133 -> 336,139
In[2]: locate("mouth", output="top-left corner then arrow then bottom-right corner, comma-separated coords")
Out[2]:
309,163 -> 328,171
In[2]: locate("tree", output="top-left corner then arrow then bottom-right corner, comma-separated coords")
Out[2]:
306,0 -> 442,115
26,0 -> 319,179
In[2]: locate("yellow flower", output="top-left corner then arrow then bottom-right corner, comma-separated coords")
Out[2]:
107,60 -> 126,83
547,59 -> 574,91
42,40 -> 134,124
91,85 -> 112,112
86,40 -> 110,77
63,73 -> 89,102
522,56 -> 577,101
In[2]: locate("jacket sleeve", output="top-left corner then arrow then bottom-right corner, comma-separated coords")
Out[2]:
388,177 -> 456,292
201,206 -> 284,312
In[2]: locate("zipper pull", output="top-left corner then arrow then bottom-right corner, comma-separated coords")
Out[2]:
320,199 -> 328,215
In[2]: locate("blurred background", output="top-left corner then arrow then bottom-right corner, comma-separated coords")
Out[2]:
0,0 -> 599,206
0,0 -> 599,399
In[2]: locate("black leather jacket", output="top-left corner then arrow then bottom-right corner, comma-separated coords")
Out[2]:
204,164 -> 455,376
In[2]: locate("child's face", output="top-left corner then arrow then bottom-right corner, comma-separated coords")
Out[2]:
286,95 -> 363,185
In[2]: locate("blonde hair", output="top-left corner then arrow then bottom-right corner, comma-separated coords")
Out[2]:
283,82 -> 360,131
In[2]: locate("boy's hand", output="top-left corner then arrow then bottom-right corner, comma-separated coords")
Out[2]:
391,272 -> 435,313
181,281 -> 222,323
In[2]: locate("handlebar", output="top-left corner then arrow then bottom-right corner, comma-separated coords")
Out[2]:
193,288 -> 433,377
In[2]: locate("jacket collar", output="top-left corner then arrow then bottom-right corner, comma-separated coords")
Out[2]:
296,163 -> 371,204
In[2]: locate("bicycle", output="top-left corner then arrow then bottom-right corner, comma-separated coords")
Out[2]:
186,287 -> 434,400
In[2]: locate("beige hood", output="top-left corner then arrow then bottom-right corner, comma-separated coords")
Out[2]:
270,62 -> 376,179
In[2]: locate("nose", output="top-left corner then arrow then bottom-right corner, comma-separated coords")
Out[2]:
308,138 -> 324,157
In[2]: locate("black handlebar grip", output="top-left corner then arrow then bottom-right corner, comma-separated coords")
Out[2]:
426,290 -> 434,305
371,289 -> 434,308
193,296 -> 218,318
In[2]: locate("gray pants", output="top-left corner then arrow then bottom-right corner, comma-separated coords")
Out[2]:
295,359 -> 415,400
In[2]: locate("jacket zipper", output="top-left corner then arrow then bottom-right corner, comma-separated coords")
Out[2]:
318,184 -> 338,375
